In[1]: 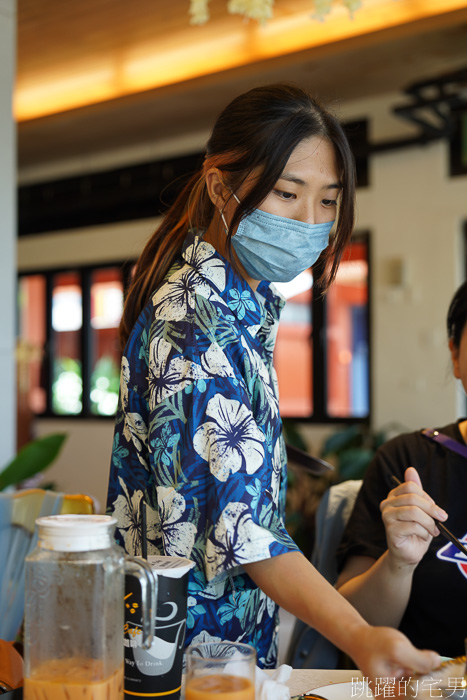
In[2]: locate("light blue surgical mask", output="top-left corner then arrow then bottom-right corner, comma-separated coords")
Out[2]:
230,205 -> 334,283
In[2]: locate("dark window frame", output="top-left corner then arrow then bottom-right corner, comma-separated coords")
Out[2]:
450,107 -> 467,177
18,260 -> 134,420
284,229 -> 372,425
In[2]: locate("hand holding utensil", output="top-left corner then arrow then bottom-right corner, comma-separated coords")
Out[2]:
390,475 -> 467,558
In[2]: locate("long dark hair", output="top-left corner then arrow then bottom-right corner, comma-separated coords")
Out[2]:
447,281 -> 467,347
120,83 -> 356,348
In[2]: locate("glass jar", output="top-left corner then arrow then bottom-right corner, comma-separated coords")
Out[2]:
23,514 -> 155,700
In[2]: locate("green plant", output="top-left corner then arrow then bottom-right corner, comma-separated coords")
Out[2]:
320,423 -> 406,482
0,433 -> 68,491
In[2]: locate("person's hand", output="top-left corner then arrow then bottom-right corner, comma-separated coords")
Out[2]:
351,624 -> 440,687
380,467 -> 447,569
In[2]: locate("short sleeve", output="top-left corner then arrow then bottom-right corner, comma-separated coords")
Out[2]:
148,372 -> 299,583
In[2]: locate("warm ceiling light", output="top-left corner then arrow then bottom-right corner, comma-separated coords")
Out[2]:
14,0 -> 467,122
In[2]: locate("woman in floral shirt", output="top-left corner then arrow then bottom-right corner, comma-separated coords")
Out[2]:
107,83 -> 440,679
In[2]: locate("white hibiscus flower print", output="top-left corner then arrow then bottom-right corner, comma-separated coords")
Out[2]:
152,241 -> 224,321
112,476 -> 161,556
148,337 -> 208,407
120,356 -> 130,408
200,343 -> 236,379
206,502 -> 276,579
184,239 -> 226,292
240,336 -> 279,419
246,323 -> 261,337
190,630 -> 223,646
256,588 -> 275,621
192,394 -> 265,482
151,267 -> 202,321
156,486 -> 197,558
199,576 -> 227,600
122,412 -> 148,470
270,438 -> 282,503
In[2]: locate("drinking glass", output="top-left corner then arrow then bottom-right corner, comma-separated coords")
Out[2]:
185,642 -> 256,699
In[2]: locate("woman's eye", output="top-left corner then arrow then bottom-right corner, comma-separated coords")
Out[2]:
273,189 -> 296,200
322,198 -> 337,208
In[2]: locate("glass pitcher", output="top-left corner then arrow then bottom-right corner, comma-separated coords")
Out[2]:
23,514 -> 155,700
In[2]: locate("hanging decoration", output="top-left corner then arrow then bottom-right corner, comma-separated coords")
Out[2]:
189,0 -> 362,25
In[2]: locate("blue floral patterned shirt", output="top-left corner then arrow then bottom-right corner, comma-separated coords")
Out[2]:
107,231 -> 300,668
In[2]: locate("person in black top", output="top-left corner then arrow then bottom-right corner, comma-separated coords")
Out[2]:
336,281 -> 467,659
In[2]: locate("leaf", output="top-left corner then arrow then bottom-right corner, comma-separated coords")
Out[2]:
321,424 -> 362,456
0,433 -> 68,491
338,447 -> 374,481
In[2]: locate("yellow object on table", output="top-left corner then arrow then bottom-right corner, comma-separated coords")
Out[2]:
0,639 -> 24,690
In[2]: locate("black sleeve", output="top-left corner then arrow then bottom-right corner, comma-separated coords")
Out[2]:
336,434 -> 414,571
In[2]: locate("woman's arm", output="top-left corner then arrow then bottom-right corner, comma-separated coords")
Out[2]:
335,467 -> 447,627
336,551 -> 416,627
243,550 -> 439,685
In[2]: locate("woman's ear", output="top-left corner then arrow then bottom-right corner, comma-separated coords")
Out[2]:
205,167 -> 227,207
449,337 -> 461,379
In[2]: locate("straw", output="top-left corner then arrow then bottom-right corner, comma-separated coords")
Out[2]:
140,500 -> 148,560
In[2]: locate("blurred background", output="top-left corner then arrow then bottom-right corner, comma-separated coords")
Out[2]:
1,0 -> 467,514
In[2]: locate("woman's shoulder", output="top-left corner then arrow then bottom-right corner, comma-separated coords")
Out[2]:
378,422 -> 459,452
368,422 -> 460,482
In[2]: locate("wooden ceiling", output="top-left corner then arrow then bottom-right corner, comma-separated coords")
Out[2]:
16,0 -> 467,171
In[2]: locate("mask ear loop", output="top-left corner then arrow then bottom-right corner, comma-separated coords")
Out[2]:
218,203 -> 229,235
218,191 -> 240,235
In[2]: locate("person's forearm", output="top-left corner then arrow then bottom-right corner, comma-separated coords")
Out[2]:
336,550 -> 415,627
243,550 -> 439,683
243,551 -> 371,659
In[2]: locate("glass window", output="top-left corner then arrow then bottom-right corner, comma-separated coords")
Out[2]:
275,270 -> 313,417
89,268 -> 124,416
51,271 -> 83,415
275,233 -> 370,422
18,263 -> 130,420
326,240 -> 369,418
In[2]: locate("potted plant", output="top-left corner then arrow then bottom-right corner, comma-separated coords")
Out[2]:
0,433 -> 67,491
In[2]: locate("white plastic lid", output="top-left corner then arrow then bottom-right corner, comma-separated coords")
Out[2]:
36,514 -> 117,551
146,555 -> 195,578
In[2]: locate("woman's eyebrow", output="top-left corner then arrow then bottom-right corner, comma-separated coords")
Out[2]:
279,173 -> 306,186
279,173 -> 342,190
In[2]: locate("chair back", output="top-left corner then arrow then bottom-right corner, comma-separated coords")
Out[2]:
286,479 -> 362,669
0,488 -> 94,641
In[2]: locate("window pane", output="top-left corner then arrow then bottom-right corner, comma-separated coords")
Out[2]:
90,268 -> 123,416
52,272 -> 83,414
326,239 -> 369,418
17,275 -> 47,414
275,270 -> 313,417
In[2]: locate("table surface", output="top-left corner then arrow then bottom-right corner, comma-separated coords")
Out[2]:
283,668 -> 363,696
180,667 -> 362,698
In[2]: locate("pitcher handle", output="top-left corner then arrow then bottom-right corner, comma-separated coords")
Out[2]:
125,555 -> 157,650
